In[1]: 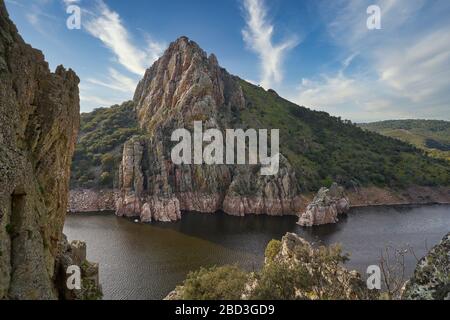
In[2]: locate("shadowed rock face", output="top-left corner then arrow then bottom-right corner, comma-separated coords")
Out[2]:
0,1 -> 80,299
116,37 -> 303,222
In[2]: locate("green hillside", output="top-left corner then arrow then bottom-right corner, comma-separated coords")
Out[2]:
238,81 -> 449,190
359,120 -> 450,161
70,83 -> 450,191
70,101 -> 141,189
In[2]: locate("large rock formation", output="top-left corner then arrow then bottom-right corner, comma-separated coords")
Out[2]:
116,37 -> 303,222
402,232 -> 449,300
0,1 -> 99,299
297,183 -> 350,226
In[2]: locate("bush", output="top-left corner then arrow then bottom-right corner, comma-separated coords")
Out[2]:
180,265 -> 248,300
264,239 -> 281,263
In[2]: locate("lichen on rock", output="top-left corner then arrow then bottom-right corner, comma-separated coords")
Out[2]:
402,232 -> 450,300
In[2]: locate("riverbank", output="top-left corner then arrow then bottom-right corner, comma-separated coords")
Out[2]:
68,186 -> 450,215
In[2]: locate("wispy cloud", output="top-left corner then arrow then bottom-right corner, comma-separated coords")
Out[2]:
84,0 -> 164,76
242,0 -> 299,89
63,0 -> 167,110
294,0 -> 450,122
86,68 -> 137,93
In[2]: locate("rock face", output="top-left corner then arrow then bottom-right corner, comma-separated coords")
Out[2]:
0,1 -> 100,299
402,232 -> 450,300
116,37 -> 303,222
297,183 -> 350,226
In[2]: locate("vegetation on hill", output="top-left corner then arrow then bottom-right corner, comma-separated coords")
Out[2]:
358,120 -> 450,161
70,83 -> 450,191
238,80 -> 450,190
70,101 -> 142,189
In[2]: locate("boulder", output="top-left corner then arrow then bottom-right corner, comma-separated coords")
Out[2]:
298,183 -> 350,226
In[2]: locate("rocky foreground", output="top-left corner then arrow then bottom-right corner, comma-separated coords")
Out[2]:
166,232 -> 378,300
402,232 -> 450,300
167,231 -> 450,300
0,1 -> 100,299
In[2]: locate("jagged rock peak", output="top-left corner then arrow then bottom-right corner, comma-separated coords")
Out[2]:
133,35 -> 243,133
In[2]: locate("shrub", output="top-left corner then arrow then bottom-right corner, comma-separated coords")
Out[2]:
180,265 -> 248,300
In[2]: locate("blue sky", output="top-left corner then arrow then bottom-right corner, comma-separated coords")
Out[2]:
5,0 -> 450,122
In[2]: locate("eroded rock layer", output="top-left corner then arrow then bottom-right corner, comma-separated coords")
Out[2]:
116,37 -> 303,221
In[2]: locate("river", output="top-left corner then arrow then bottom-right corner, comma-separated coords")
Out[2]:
64,204 -> 450,300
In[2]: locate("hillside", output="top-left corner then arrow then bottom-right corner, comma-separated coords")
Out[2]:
70,101 -> 141,189
239,83 -> 449,190
70,51 -> 449,193
70,37 -> 449,220
359,120 -> 450,161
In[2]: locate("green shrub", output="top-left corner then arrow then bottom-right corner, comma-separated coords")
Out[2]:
180,265 -> 248,300
264,239 -> 281,263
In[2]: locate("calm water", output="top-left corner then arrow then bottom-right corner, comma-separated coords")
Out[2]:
64,205 -> 450,300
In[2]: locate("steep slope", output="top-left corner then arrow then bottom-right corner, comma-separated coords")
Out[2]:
0,1 -> 99,299
109,37 -> 449,222
359,120 -> 450,161
71,101 -> 140,190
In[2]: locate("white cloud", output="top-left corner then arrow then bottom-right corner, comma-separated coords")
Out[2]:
294,0 -> 450,122
86,68 -> 137,93
242,0 -> 298,89
79,94 -> 119,109
84,0 -> 164,76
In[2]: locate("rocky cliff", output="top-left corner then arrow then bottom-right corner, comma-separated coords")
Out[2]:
0,1 -> 99,299
116,37 -> 303,221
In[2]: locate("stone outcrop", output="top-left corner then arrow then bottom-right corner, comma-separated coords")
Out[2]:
297,183 -> 350,226
402,232 -> 450,300
116,36 -> 303,222
166,232 -> 376,300
69,189 -> 117,213
0,1 -> 100,299
250,232 -> 376,300
55,236 -> 102,300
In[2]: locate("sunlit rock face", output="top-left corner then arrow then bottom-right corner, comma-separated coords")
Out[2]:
116,37 -> 303,222
0,0 -> 98,299
297,183 -> 350,227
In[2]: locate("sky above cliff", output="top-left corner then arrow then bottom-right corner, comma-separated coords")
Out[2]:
5,0 -> 450,122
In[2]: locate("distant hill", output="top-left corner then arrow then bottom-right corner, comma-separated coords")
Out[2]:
359,120 -> 450,161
